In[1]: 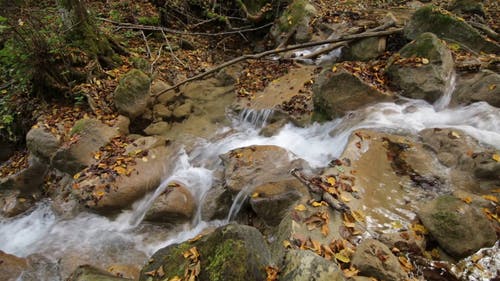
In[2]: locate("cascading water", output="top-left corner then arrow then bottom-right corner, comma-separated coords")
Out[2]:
1,94 -> 499,280
434,70 -> 457,111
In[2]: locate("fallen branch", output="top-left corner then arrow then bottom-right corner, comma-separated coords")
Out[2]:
97,17 -> 273,37
468,21 -> 500,41
157,27 -> 403,95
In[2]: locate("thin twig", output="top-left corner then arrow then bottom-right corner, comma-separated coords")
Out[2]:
141,30 -> 151,58
157,27 -> 403,94
150,44 -> 163,74
161,30 -> 187,68
97,17 -> 273,36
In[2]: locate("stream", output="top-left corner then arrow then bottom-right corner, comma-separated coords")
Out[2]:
1,92 -> 500,279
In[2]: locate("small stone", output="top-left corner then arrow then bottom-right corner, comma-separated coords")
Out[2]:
173,101 -> 193,119
153,104 -> 172,119
144,122 -> 171,136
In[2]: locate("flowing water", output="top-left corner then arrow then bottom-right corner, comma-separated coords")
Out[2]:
1,81 -> 500,280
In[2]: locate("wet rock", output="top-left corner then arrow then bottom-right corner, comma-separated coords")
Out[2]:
313,68 -> 392,119
144,121 -> 170,136
341,36 -> 386,61
351,239 -> 408,281
113,69 -> 151,119
0,250 -> 28,281
453,70 -> 500,107
220,145 -> 307,193
270,0 -> 317,45
281,249 -> 345,281
124,135 -> 169,154
0,190 -> 35,217
0,155 -> 48,193
144,182 -> 196,224
140,224 -> 271,281
249,179 -> 307,226
201,183 -> 233,221
67,265 -> 132,281
52,118 -> 120,175
379,231 -> 426,255
26,127 -> 61,161
404,5 -> 499,54
259,119 -> 288,137
152,103 -> 172,119
417,195 -> 496,258
172,101 -> 193,119
386,32 -> 454,103
74,146 -> 174,213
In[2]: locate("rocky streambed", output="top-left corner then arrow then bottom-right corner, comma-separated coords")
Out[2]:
1,2 -> 500,281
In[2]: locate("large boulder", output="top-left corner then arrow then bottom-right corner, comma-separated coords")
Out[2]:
341,36 -> 387,61
249,179 -> 307,226
113,69 -> 151,119
0,155 -> 47,194
0,250 -> 28,281
200,183 -> 233,221
144,182 -> 196,225
270,0 -> 317,45
26,127 -> 61,161
453,70 -> 500,107
417,195 -> 496,258
74,144 -> 173,213
52,118 -> 120,175
386,32 -> 454,103
351,239 -> 408,281
313,68 -> 392,119
404,5 -> 499,54
281,249 -> 345,281
220,145 -> 307,193
139,224 -> 271,281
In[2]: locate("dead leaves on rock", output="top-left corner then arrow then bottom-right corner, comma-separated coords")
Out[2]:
265,266 -> 279,281
0,150 -> 28,177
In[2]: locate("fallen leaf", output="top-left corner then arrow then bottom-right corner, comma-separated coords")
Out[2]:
493,154 -> 500,162
482,195 -> 498,203
342,267 -> 359,278
73,172 -> 81,180
326,176 -> 336,186
169,277 -> 182,281
294,204 -> 307,211
114,166 -> 127,175
251,192 -> 260,198
335,251 -> 351,263
265,266 -> 279,281
282,240 -> 292,248
398,256 -> 413,271
311,201 -> 324,207
351,210 -> 365,222
421,58 -> 430,64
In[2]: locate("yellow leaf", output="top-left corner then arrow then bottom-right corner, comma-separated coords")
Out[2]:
251,192 -> 260,198
482,195 -> 498,203
411,223 -> 428,235
332,66 -> 337,72
351,210 -> 365,222
493,154 -> 500,162
450,131 -> 460,139
340,194 -> 351,202
282,240 -> 292,248
311,201 -> 323,207
461,196 -> 472,204
421,58 -> 430,64
18,198 -> 26,203
335,252 -> 351,263
391,221 -> 403,229
342,267 -> 359,278
343,221 -> 356,228
169,277 -> 182,281
398,256 -> 413,270
489,84 -> 497,91
73,172 -> 81,180
294,204 -> 307,211
114,166 -> 127,175
327,176 -> 336,186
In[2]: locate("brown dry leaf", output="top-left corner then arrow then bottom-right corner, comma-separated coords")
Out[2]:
482,195 -> 498,203
294,204 -> 307,211
310,239 -> 322,255
156,266 -> 165,278
169,276 -> 182,281
144,270 -> 156,277
321,222 -> 329,236
342,266 -> 359,278
265,266 -> 279,281
322,244 -> 335,260
343,221 -> 356,228
398,256 -> 413,271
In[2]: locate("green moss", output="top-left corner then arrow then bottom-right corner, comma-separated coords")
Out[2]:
431,211 -> 463,239
137,16 -> 160,26
205,239 -> 246,281
278,0 -> 309,32
400,33 -> 442,60
70,119 -> 92,135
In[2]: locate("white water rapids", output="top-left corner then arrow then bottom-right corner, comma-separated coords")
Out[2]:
1,93 -> 499,280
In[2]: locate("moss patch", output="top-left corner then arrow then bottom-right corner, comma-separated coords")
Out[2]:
205,239 -> 246,281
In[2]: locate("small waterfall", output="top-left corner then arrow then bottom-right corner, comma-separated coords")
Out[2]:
226,187 -> 252,222
434,70 -> 456,111
238,108 -> 274,128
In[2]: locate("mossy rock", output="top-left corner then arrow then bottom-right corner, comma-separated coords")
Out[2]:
270,0 -> 317,44
417,195 -> 496,258
404,5 -> 499,54
113,69 -> 151,119
139,224 -> 271,281
67,265 -> 131,281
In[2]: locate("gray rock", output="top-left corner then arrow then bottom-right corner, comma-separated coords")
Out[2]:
417,195 -> 496,258
113,69 -> 151,119
157,91 -> 178,105
449,0 -> 485,16
140,224 -> 271,281
404,5 -> 499,54
201,184 -> 233,221
249,179 -> 306,226
0,190 -> 35,217
150,80 -> 171,96
220,145 -> 307,193
313,68 -> 393,119
153,104 -> 172,119
172,101 -> 193,119
342,37 -> 386,61
114,115 -> 130,135
144,182 -> 196,225
281,250 -> 345,281
52,118 -> 119,175
453,70 -> 500,107
351,239 -> 407,281
26,127 -> 61,161
386,32 -> 454,103
144,121 -> 170,136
